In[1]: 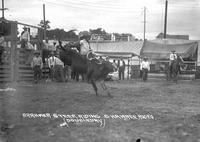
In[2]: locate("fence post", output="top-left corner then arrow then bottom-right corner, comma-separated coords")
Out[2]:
195,61 -> 197,79
10,22 -> 18,82
127,59 -> 130,79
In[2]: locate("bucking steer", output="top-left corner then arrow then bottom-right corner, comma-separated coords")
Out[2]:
59,41 -> 114,97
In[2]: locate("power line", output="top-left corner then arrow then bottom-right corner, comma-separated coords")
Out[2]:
41,0 -> 145,13
62,0 -> 127,7
41,0 -> 200,16
61,0 -> 137,10
47,0 -> 135,10
60,0 -> 200,9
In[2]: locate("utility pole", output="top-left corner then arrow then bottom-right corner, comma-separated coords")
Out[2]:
43,4 -> 47,42
164,0 -> 168,38
0,0 -> 8,19
143,7 -> 147,41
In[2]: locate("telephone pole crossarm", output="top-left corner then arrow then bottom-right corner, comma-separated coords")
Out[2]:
1,0 -> 8,19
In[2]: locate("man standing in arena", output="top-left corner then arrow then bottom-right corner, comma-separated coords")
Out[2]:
169,50 -> 177,73
140,57 -> 150,81
118,57 -> 125,80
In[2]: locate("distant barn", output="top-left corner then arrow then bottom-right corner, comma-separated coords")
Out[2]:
90,41 -> 144,79
156,33 -> 189,40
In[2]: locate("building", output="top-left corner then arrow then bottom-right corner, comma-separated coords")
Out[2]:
156,33 -> 189,40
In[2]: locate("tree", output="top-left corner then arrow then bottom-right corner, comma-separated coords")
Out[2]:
38,20 -> 51,29
89,28 -> 107,35
46,28 -> 78,41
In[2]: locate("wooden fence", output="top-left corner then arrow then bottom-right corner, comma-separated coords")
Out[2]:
0,46 -> 34,82
0,39 -> 12,82
0,19 -> 44,82
0,21 -> 17,82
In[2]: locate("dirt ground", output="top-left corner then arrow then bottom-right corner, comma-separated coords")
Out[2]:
0,79 -> 200,142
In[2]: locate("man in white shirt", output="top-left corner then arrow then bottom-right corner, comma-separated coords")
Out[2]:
140,57 -> 150,81
118,58 -> 125,80
169,50 -> 177,73
20,27 -> 30,49
53,55 -> 65,82
169,50 -> 177,64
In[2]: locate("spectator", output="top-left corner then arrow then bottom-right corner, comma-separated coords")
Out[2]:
112,59 -> 118,72
118,57 -> 125,80
21,27 -> 33,65
31,51 -> 43,83
0,36 -> 4,44
106,56 -> 110,62
0,36 -> 4,64
47,51 -> 56,81
53,55 -> 65,82
20,27 -> 30,49
140,57 -> 150,81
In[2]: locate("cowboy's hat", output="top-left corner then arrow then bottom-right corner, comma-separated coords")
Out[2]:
23,26 -> 28,30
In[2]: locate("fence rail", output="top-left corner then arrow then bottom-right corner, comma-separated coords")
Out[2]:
151,60 -> 197,73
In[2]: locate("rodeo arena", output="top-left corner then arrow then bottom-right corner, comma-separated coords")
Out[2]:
1,1 -> 200,142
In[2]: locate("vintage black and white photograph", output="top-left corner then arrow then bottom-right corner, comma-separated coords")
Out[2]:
0,0 -> 200,142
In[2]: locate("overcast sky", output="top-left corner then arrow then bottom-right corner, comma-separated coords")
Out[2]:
3,0 -> 200,40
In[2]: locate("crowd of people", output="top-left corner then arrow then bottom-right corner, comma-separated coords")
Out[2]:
30,50 -> 180,83
30,51 -> 127,84
31,50 -> 67,83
